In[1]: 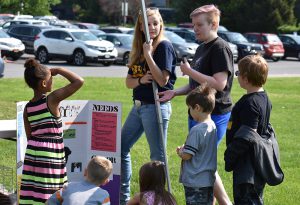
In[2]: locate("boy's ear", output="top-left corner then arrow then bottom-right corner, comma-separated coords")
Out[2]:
195,104 -> 202,112
41,80 -> 47,88
241,75 -> 249,84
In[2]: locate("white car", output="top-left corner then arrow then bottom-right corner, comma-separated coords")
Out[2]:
0,30 -> 25,60
34,28 -> 118,66
1,20 -> 49,31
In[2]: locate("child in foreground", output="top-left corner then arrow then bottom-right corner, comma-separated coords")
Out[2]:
177,84 -> 217,205
127,161 -> 177,205
46,156 -> 112,205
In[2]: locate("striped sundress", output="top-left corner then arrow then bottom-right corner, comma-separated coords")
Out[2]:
19,95 -> 67,204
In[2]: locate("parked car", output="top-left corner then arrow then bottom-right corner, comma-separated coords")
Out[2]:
244,32 -> 285,61
165,27 -> 238,62
227,42 -> 239,63
73,22 -> 100,30
34,28 -> 118,66
218,31 -> 264,61
0,14 -> 14,25
101,26 -> 133,34
278,34 -> 300,61
97,33 -> 133,64
164,30 -> 198,62
7,25 -> 52,54
50,20 -> 79,29
1,19 -> 49,31
165,27 -> 196,43
0,30 -> 25,60
0,50 -> 4,78
89,29 -> 105,36
36,15 -> 58,22
13,15 -> 34,20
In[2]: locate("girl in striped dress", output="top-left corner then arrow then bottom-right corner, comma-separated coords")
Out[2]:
19,58 -> 84,204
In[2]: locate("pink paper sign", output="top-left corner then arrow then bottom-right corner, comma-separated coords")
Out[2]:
91,112 -> 117,152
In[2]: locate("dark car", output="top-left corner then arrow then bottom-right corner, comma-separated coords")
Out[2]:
101,26 -> 133,34
165,27 -> 197,43
218,31 -> 264,61
164,30 -> 198,62
166,27 -> 239,62
73,22 -> 100,30
7,24 -> 52,54
278,34 -> 300,61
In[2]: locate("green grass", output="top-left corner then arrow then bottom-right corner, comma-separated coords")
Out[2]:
0,77 -> 299,204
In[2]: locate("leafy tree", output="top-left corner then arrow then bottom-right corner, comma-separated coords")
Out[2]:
222,0 -> 296,33
171,0 -> 296,33
65,0 -> 102,23
0,0 -> 61,16
170,0 -> 223,23
295,0 -> 300,25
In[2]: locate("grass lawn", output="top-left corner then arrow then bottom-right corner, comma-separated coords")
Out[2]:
0,77 -> 299,204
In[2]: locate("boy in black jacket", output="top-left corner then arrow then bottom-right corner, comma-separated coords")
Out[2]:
225,54 -> 271,205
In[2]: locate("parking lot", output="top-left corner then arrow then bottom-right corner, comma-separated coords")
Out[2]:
2,54 -> 300,78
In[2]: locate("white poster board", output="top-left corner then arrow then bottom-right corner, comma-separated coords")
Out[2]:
17,100 -> 121,204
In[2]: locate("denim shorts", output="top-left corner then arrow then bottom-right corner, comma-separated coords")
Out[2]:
184,186 -> 213,205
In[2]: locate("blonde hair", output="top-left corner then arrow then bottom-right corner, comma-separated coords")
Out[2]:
190,4 -> 220,30
86,156 -> 113,185
128,8 -> 165,67
238,55 -> 269,87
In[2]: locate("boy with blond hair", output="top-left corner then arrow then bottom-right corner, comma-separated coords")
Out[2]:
46,156 -> 112,205
225,55 -> 271,204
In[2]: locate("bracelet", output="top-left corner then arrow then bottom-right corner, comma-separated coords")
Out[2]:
138,77 -> 142,85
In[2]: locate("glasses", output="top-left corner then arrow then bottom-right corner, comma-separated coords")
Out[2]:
235,70 -> 240,76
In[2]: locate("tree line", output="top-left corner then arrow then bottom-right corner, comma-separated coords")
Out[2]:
0,0 -> 299,33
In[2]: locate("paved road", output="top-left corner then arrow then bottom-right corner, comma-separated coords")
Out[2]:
2,54 -> 300,78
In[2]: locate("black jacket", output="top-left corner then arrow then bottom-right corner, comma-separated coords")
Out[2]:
224,125 -> 284,186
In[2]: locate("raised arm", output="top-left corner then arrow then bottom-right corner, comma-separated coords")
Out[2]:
125,71 -> 153,89
143,40 -> 170,87
48,68 -> 84,115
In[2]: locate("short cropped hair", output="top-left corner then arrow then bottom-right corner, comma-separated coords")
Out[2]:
87,156 -> 113,185
186,83 -> 216,113
190,4 -> 220,28
238,55 -> 269,87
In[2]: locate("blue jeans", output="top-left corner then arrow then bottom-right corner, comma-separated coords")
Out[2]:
120,102 -> 172,204
188,112 -> 231,145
